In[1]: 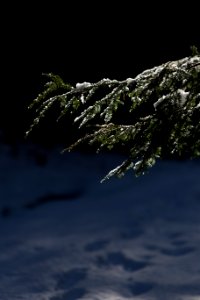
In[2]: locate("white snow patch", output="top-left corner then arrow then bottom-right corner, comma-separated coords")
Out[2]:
178,89 -> 189,106
76,81 -> 91,90
153,95 -> 167,109
80,93 -> 85,104
195,103 -> 200,109
126,78 -> 135,85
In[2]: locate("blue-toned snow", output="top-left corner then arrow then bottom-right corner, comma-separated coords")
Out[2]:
0,142 -> 200,300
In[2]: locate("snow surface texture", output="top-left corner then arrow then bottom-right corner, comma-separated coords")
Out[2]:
0,143 -> 200,300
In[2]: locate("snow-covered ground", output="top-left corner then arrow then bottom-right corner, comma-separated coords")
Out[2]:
1,142 -> 200,300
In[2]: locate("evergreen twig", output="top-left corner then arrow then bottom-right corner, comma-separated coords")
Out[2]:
26,49 -> 200,181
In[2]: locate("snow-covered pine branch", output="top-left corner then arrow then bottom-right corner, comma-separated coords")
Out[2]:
26,51 -> 200,181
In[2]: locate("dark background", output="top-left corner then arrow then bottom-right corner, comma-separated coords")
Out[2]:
1,3 -> 199,150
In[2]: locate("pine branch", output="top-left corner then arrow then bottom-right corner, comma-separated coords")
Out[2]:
26,50 -> 200,181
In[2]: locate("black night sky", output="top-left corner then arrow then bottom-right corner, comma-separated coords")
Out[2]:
1,3 -> 199,148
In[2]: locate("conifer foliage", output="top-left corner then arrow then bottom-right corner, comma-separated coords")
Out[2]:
27,48 -> 200,181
